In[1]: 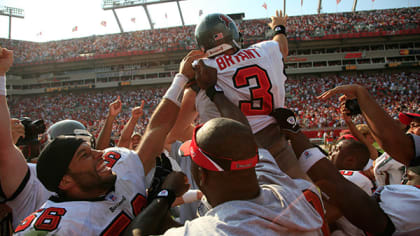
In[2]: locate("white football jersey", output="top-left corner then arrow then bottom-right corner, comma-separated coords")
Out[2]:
340,170 -> 376,195
196,40 -> 287,133
374,185 -> 420,234
14,147 -> 148,235
374,152 -> 405,187
4,163 -> 53,230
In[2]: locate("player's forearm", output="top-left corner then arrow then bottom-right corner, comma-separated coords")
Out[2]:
96,113 -> 116,150
137,99 -> 180,174
166,88 -> 197,143
0,96 -> 14,150
308,159 -> 390,234
288,131 -> 390,234
355,86 -> 412,165
212,92 -> 251,129
273,34 -> 288,58
118,117 -> 138,148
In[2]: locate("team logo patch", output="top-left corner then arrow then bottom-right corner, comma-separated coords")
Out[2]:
190,147 -> 196,158
287,116 -> 296,126
214,32 -> 224,41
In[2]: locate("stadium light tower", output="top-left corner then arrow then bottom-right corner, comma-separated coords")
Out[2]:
0,5 -> 24,39
352,0 -> 358,12
317,0 -> 322,14
102,0 -> 185,32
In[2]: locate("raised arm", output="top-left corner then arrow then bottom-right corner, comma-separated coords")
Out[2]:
268,10 -> 288,57
287,129 -> 392,235
137,50 -> 205,175
318,84 -> 413,166
118,101 -> 144,148
339,104 -> 378,160
0,48 -> 29,198
165,88 -> 198,145
96,96 -> 122,150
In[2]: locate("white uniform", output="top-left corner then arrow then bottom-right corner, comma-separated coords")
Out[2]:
4,163 -> 52,229
340,170 -> 376,195
373,185 -> 420,234
374,152 -> 405,187
334,170 -> 377,236
164,149 -> 327,236
197,40 -> 286,133
14,147 -> 148,235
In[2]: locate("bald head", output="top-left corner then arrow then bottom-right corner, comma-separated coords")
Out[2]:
196,118 -> 258,161
191,118 -> 260,207
331,139 -> 370,170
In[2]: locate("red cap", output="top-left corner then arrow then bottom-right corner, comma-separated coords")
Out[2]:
337,134 -> 358,142
399,112 -> 420,126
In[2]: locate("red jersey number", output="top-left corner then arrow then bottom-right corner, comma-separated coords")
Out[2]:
103,151 -> 122,168
233,65 -> 273,116
15,208 -> 66,233
303,189 -> 330,236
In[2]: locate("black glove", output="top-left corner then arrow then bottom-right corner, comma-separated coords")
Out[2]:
270,108 -> 301,134
147,153 -> 173,204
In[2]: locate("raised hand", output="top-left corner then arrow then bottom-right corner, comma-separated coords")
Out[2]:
162,171 -> 190,198
109,96 -> 122,117
268,9 -> 288,29
0,47 -> 13,75
194,59 -> 218,90
179,50 -> 206,80
131,100 -> 145,120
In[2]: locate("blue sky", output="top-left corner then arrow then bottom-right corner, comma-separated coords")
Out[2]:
0,0 -> 419,42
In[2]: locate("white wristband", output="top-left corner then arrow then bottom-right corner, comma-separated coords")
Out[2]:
163,73 -> 188,107
182,190 -> 201,203
0,75 -> 6,96
299,147 -> 326,173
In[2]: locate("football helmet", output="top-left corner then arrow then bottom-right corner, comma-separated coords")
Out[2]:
47,120 -> 95,148
195,13 -> 241,57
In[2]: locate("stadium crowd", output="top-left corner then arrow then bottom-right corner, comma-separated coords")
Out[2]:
1,8 -> 419,236
7,71 -> 419,139
0,7 -> 418,64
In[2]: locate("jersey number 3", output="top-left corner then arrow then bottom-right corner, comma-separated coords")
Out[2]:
233,65 -> 273,116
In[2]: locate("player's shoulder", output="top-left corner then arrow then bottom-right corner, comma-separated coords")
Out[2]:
103,147 -> 144,175
249,40 -> 280,50
14,200 -> 94,235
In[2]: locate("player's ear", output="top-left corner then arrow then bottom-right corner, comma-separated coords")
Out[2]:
58,174 -> 75,191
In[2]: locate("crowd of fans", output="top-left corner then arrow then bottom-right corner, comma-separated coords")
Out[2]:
0,7 -> 418,64
7,71 -> 419,140
287,71 -> 420,129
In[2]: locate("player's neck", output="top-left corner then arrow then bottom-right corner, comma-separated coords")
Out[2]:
62,185 -> 114,201
206,173 -> 260,207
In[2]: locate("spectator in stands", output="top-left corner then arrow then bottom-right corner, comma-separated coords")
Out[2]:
1,7 -> 418,64
118,101 -> 144,150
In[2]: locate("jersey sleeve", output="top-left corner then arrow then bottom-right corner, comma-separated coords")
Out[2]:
104,147 -> 145,177
5,164 -> 52,229
251,40 -> 283,64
